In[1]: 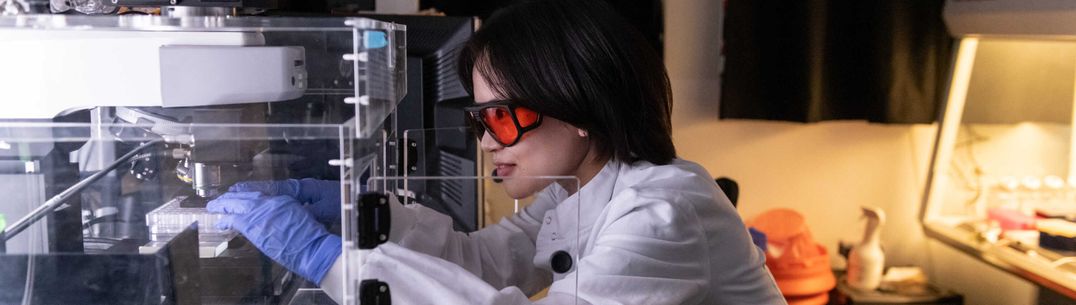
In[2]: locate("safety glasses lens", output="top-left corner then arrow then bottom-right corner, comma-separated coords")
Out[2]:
481,107 -> 519,144
514,107 -> 540,128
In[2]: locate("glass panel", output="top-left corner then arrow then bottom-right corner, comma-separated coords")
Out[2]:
343,124 -> 578,304
344,175 -> 581,305
933,38 -> 1076,220
0,121 -> 356,304
400,127 -> 481,230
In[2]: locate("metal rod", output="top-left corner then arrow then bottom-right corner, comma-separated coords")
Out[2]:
1,139 -> 163,241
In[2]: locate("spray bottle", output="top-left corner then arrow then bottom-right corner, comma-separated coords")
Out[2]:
847,206 -> 885,291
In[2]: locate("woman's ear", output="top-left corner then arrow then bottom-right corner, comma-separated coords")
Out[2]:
578,129 -> 588,137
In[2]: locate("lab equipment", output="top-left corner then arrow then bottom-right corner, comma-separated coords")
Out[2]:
1037,219 -> 1076,253
0,13 -> 408,305
0,0 -> 45,14
0,32 -> 301,119
142,196 -> 237,258
0,213 -> 5,253
987,207 -> 1037,231
921,0 -> 1076,299
146,196 -> 230,235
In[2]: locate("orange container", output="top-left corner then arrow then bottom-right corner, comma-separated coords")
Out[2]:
749,208 -> 836,304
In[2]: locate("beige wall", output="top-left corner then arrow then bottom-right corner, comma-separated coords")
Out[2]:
672,121 -> 1038,305
675,120 -> 935,269
664,1 -> 1041,304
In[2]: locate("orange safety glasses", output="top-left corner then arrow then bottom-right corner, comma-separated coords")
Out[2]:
464,100 -> 544,147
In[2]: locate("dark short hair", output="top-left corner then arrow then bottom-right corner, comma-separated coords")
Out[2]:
458,0 -> 676,165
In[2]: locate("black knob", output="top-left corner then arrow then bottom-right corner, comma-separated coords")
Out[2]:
551,250 -> 573,274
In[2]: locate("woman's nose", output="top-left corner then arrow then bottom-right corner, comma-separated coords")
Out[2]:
479,131 -> 503,152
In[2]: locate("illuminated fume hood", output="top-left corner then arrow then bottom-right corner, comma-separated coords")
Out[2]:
923,0 -> 1076,299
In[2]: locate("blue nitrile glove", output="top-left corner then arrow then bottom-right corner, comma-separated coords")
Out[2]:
207,191 -> 341,284
229,179 -> 341,225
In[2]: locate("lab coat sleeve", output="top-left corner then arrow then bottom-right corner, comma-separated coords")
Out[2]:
541,188 -> 785,305
357,242 -> 529,305
381,187 -> 557,295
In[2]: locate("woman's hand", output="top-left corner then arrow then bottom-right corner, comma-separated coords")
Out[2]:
228,178 -> 341,226
208,191 -> 341,284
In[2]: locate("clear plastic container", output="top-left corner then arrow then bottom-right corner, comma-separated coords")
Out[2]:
145,196 -> 228,234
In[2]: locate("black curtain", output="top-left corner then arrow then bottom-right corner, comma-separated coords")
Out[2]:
720,0 -> 953,123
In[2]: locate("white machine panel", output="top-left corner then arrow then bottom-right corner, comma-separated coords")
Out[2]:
159,45 -> 307,107
0,31 -> 302,118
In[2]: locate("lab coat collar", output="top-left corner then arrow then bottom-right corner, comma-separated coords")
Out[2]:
548,160 -> 621,234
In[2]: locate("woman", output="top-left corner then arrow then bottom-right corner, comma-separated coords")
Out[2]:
208,0 -> 785,304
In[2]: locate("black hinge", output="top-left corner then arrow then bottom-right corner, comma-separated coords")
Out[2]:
357,192 -> 391,249
359,279 -> 391,305
397,138 -> 418,174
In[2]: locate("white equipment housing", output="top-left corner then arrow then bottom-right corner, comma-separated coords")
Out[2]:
0,30 -> 307,118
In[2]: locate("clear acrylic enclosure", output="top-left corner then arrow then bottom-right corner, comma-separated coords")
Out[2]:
924,37 -> 1076,297
0,13 -> 406,305
0,121 -> 356,304
347,175 -> 581,305
334,125 -> 581,305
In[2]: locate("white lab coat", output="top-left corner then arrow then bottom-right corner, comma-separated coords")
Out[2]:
326,159 -> 786,305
